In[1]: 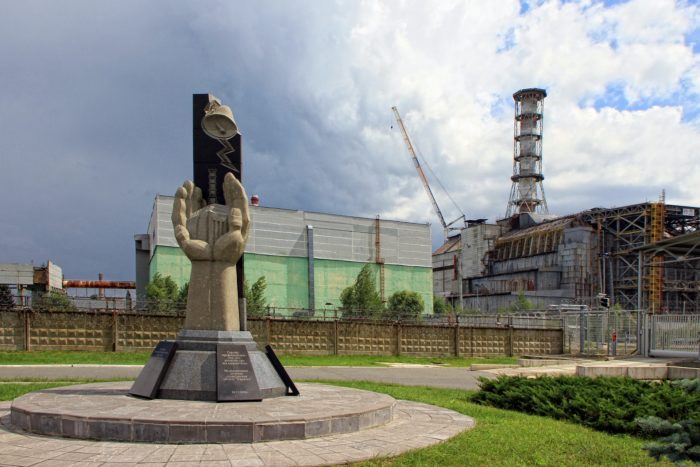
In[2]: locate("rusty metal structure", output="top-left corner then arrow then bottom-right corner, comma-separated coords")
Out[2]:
62,280 -> 135,289
459,201 -> 700,313
580,201 -> 700,312
506,88 -> 549,217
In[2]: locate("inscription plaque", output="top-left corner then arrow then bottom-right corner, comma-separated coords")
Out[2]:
216,343 -> 262,402
129,341 -> 177,399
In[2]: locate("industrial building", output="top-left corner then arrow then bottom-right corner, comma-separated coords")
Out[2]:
135,196 -> 433,314
0,261 -> 63,304
434,89 -> 700,313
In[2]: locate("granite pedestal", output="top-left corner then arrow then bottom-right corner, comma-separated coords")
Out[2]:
147,330 -> 288,401
10,382 -> 395,443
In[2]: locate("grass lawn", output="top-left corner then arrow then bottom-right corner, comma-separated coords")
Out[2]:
0,380 -> 116,400
0,379 -> 667,466
0,351 -> 516,368
326,381 -> 670,467
0,351 -> 152,365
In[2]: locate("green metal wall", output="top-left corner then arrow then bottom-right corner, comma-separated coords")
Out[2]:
244,254 -> 309,310
149,246 -> 432,314
149,246 -> 191,288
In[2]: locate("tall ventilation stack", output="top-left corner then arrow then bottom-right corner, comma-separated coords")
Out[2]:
506,88 -> 549,217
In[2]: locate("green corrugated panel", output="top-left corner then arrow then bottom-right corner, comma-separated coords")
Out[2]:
149,246 -> 191,288
149,248 -> 432,314
383,264 -> 433,313
312,260 -> 432,313
312,261 -> 374,310
244,254 -> 309,310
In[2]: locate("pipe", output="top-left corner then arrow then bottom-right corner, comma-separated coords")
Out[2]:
62,280 -> 136,289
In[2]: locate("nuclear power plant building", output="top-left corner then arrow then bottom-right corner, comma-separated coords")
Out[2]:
135,196 -> 433,314
435,89 -> 700,313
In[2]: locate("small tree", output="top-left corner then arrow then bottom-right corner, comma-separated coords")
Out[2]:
339,264 -> 384,318
146,273 -> 180,313
34,290 -> 77,312
177,282 -> 189,309
510,292 -> 535,312
386,290 -> 424,321
433,296 -> 447,315
243,276 -> 268,317
0,285 -> 14,309
638,416 -> 700,464
638,379 -> 700,464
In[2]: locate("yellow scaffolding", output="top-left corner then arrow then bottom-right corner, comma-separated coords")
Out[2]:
648,202 -> 665,312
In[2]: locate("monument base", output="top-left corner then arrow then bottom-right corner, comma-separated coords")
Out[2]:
11,382 -> 398,443
132,330 -> 289,401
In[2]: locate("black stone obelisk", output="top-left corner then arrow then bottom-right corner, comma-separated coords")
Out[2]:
192,94 -> 245,305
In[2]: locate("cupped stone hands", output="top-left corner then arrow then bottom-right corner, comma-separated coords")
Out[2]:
171,173 -> 250,264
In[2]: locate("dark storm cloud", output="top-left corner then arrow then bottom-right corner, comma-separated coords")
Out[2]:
0,2 -> 226,278
0,1 -> 404,279
1,1 -> 699,280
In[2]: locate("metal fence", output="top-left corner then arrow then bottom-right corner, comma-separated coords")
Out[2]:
2,294 -> 186,316
560,310 -> 640,356
26,293 -> 700,360
2,294 -> 565,329
646,313 -> 700,358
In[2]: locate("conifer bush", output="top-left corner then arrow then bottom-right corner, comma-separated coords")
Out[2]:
473,376 -> 700,436
637,379 -> 700,464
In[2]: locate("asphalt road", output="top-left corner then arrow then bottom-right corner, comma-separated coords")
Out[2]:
288,366 -> 493,390
0,365 -> 493,390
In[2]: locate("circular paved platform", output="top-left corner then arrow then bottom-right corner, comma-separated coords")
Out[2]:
10,382 -> 396,444
0,396 -> 474,466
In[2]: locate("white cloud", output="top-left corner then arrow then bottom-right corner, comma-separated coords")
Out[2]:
1,0 -> 700,277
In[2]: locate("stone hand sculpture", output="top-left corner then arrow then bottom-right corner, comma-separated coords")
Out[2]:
172,172 -> 250,330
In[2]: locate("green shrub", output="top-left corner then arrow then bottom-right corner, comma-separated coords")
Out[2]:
472,376 -> 700,436
637,416 -> 700,463
339,264 -> 384,318
243,276 -> 268,317
433,296 -> 447,315
34,291 -> 77,312
637,379 -> 700,463
386,290 -> 424,321
0,284 -> 14,309
145,273 -> 180,314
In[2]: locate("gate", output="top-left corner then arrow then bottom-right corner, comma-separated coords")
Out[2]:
562,310 -> 639,356
647,314 -> 700,358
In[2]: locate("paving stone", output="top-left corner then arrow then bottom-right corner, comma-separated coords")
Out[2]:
0,454 -> 39,467
11,382 -> 395,444
2,394 -> 473,466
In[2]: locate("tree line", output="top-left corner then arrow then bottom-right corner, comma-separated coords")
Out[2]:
144,264 -> 429,320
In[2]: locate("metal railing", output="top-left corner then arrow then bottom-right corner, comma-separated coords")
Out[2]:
647,313 -> 700,358
2,294 -> 186,316
560,310 -> 640,356
1,295 -> 567,329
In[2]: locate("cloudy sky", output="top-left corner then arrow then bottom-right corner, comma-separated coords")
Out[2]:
1,0 -> 699,281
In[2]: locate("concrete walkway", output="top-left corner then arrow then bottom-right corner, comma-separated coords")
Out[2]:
0,365 -> 494,391
478,356 -> 695,379
289,366 -> 494,390
0,357 -> 695,465
0,397 -> 475,466
1,356 -> 695,385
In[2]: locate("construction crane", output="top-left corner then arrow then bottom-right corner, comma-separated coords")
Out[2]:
392,106 -> 465,240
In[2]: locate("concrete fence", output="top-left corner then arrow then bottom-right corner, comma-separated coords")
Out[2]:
0,309 -> 563,357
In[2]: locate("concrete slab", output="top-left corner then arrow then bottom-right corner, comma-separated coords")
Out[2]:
576,366 -> 629,378
668,366 -> 700,379
10,382 -> 395,443
627,366 -> 669,380
0,394 -> 475,466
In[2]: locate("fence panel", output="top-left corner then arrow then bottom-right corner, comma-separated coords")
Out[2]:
561,311 -> 639,356
649,314 -> 700,358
